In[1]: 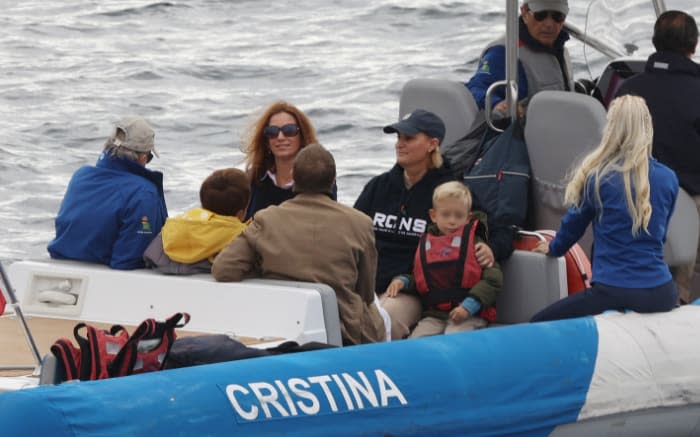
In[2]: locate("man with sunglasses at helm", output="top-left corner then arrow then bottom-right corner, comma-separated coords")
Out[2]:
466,0 -> 573,118
48,116 -> 168,270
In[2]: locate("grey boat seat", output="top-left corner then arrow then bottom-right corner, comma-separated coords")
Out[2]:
524,90 -> 608,257
497,251 -> 567,323
398,78 -> 480,149
664,188 -> 699,268
498,91 -> 607,322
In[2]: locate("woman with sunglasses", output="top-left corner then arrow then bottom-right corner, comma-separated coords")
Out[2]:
241,101 -> 336,220
466,0 -> 573,117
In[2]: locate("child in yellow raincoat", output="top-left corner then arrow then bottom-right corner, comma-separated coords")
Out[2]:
144,168 -> 249,274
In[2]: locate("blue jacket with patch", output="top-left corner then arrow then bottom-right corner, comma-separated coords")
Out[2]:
48,152 -> 168,270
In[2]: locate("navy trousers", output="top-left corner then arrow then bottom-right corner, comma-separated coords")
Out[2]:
530,280 -> 678,322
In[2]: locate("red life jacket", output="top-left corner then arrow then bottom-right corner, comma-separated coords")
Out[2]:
49,323 -> 130,381
413,221 -> 489,315
111,312 -> 190,377
50,312 -> 189,382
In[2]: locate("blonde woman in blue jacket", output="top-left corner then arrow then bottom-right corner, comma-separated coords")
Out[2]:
531,95 -> 679,322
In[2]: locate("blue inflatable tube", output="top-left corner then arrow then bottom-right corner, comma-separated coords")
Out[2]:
0,318 -> 599,436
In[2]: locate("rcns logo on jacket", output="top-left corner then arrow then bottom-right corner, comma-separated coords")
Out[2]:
372,212 -> 427,237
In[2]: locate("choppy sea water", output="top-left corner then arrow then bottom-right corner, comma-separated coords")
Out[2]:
1,0 -> 698,262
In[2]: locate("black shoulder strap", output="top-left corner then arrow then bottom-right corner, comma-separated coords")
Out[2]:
465,126 -> 496,173
50,339 -> 80,381
418,232 -> 435,291
454,221 -> 476,287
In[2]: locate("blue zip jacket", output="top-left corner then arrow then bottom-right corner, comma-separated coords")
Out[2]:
616,51 -> 700,195
549,159 -> 678,288
48,152 -> 168,270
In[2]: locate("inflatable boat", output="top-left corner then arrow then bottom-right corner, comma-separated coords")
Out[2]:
2,0 -> 700,435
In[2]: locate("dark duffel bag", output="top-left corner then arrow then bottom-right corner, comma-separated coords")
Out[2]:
164,334 -> 336,369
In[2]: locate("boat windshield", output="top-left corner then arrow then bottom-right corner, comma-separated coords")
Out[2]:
568,0 -> 700,80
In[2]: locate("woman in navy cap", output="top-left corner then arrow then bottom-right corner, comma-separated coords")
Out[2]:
355,109 -> 456,339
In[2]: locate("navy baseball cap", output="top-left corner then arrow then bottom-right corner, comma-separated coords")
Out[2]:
383,109 -> 446,144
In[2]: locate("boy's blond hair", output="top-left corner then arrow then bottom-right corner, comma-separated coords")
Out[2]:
432,181 -> 472,212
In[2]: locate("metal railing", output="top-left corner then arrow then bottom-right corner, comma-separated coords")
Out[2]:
0,261 -> 42,373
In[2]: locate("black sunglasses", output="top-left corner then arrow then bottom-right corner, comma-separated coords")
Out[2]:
263,124 -> 300,139
146,151 -> 154,163
528,9 -> 566,23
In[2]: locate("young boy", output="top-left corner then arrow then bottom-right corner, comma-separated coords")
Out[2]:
144,168 -> 250,274
385,181 -> 503,338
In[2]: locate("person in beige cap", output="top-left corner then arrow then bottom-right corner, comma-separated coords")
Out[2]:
48,116 -> 168,269
467,0 -> 573,117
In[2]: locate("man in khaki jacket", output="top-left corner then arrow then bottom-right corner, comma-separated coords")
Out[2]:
212,144 -> 386,345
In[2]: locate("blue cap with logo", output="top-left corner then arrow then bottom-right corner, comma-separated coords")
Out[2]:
383,109 -> 446,144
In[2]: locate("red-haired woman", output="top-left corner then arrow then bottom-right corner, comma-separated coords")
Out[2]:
241,100 -> 336,220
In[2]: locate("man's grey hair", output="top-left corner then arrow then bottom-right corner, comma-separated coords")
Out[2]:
103,138 -> 141,162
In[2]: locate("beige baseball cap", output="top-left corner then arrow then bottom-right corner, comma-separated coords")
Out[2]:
110,116 -> 158,158
526,0 -> 568,14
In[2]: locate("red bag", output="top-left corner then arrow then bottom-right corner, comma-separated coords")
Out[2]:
513,230 -> 592,294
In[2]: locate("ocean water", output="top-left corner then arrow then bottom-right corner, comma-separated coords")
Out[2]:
1,0 -> 698,262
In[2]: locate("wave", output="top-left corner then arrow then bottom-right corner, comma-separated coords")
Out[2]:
97,2 -> 187,18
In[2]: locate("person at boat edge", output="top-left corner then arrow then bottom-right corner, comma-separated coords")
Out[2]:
530,95 -> 679,322
212,144 -> 386,345
615,10 -> 700,305
466,0 -> 573,119
354,109 -> 499,340
386,182 -> 502,338
47,116 -> 167,270
241,100 -> 336,221
143,168 -> 249,275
